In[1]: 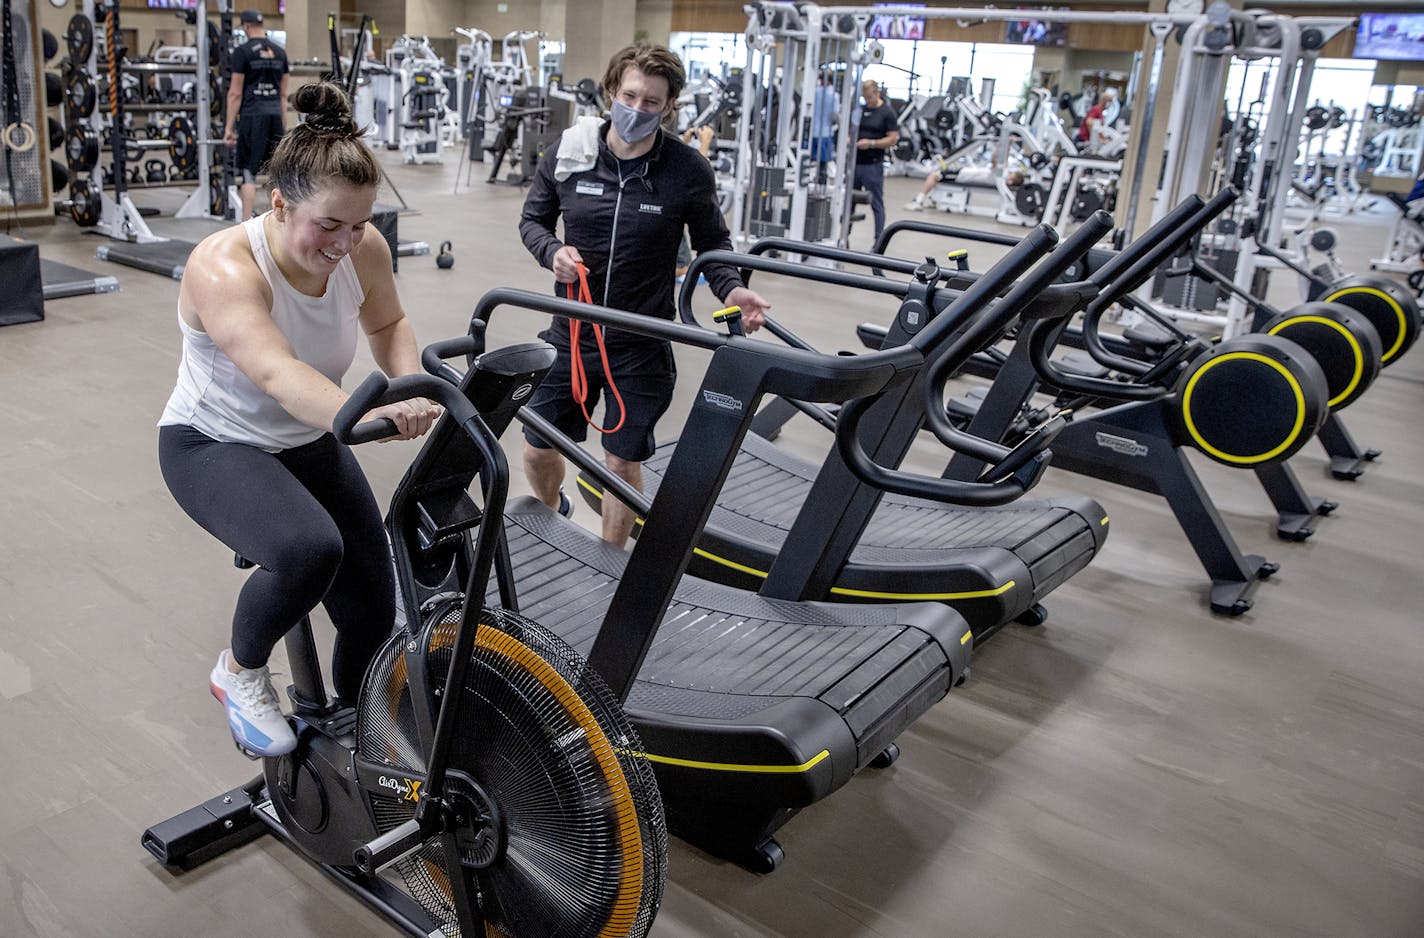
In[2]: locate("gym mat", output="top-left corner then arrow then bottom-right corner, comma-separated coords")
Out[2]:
40,258 -> 120,300
95,239 -> 197,280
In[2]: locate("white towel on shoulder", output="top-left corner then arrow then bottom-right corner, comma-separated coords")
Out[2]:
554,116 -> 603,181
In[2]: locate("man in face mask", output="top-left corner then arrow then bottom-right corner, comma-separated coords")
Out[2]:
519,42 -> 770,549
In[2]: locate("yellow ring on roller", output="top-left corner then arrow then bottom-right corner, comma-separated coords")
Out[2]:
1324,286 -> 1407,364
1181,351 -> 1306,465
1265,314 -> 1364,408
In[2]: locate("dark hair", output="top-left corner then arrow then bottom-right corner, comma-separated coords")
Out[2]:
601,42 -> 685,108
265,82 -> 381,203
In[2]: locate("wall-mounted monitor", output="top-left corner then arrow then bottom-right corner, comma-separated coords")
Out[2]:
1356,13 -> 1424,62
1005,13 -> 1068,47
868,3 -> 926,41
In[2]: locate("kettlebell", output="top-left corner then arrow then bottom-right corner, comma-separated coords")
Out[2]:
436,240 -> 454,270
145,159 -> 167,183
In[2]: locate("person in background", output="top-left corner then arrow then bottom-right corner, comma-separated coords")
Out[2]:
811,70 -> 840,183
225,9 -> 290,221
518,42 -> 770,549
1076,87 -> 1117,145
853,78 -> 899,240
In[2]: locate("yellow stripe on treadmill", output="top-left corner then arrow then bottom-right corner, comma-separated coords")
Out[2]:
960,629 -> 974,646
828,580 -> 1016,600
626,748 -> 831,774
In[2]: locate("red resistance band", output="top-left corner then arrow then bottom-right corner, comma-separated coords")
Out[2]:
564,263 -> 626,434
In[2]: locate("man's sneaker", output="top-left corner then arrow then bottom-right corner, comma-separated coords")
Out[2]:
557,488 -> 575,518
904,198 -> 926,211
209,650 -> 297,757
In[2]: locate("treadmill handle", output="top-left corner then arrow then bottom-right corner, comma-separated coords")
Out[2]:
835,393 -> 1054,507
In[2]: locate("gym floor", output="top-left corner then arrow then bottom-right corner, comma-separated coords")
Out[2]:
2,154 -> 1423,938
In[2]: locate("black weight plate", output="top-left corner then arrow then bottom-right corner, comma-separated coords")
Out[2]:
48,116 -> 64,150
42,28 -> 59,64
65,69 -> 95,118
64,121 -> 99,172
168,115 -> 197,173
69,180 -> 102,227
51,158 -> 69,192
66,14 -> 93,64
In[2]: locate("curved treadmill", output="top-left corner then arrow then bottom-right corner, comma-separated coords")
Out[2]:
576,219 -> 1138,642
578,436 -> 1108,636
407,267 -> 1095,870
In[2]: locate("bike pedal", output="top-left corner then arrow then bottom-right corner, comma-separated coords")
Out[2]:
233,740 -> 263,761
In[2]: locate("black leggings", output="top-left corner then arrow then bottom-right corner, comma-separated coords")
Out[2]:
158,425 -> 394,700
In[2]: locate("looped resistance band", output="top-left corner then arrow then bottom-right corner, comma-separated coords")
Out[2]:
565,263 -> 626,434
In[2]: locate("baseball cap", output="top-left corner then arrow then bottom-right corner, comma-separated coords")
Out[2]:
240,9 -> 263,24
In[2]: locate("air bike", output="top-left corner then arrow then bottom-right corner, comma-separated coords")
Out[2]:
573,214 -> 1118,645
143,359 -> 668,937
140,223 -> 1066,929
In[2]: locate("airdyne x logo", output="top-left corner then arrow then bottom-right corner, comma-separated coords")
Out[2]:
1095,431 -> 1149,458
701,390 -> 743,412
379,775 -> 422,804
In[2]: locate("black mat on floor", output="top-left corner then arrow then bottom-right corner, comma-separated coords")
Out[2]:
95,239 -> 197,280
40,258 -> 120,299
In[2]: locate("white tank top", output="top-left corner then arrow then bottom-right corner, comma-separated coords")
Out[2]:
158,214 -> 366,451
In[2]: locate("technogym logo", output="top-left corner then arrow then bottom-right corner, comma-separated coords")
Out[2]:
701,390 -> 743,412
379,775 -> 422,803
1094,432 -> 1149,458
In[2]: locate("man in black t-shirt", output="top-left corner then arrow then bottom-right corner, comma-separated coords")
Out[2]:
853,79 -> 899,240
224,9 -> 289,220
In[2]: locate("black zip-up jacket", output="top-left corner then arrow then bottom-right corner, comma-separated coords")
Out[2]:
518,122 -> 744,347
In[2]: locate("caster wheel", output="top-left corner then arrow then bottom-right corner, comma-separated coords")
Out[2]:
1259,562 -> 1280,579
1317,500 -> 1338,516
1015,603 -> 1048,627
1364,449 -> 1381,462
1278,528 -> 1313,543
869,743 -> 901,769
748,839 -> 784,874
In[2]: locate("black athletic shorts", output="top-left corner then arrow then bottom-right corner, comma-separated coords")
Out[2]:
235,114 -> 285,183
522,327 -> 677,463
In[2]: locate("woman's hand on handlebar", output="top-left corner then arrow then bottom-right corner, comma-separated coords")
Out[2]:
360,397 -> 443,441
552,245 -> 584,284
723,286 -> 770,333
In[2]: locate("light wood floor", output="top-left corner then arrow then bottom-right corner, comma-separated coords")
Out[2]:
1,155 -> 1422,938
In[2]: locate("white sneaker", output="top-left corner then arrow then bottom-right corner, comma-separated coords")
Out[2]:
209,650 -> 297,757
904,198 -> 926,211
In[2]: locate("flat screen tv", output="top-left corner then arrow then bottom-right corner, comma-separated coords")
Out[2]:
1355,13 -> 1424,62
1005,13 -> 1068,47
868,4 -> 926,41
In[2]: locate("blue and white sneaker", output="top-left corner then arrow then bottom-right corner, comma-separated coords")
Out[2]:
209,650 -> 297,758
557,488 -> 575,519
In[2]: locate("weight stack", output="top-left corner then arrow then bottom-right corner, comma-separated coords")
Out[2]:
0,0 -> 50,211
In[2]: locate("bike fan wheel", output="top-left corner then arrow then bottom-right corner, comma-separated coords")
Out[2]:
358,606 -> 667,937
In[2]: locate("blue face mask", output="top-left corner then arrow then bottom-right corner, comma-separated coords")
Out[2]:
611,100 -> 662,145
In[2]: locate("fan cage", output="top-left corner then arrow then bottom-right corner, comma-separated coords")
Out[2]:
357,606 -> 667,938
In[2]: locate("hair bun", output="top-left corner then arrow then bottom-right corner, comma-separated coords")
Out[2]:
294,82 -> 352,125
